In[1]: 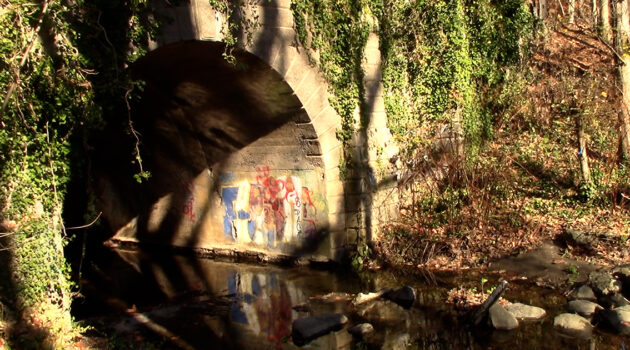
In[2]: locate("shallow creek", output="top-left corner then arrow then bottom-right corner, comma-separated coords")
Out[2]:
74,247 -> 627,349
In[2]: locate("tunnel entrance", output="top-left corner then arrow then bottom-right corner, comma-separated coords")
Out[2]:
96,41 -> 329,257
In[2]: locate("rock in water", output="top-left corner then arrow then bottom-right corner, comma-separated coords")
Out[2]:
598,293 -> 630,309
292,313 -> 348,346
352,289 -> 390,306
553,313 -> 593,339
570,285 -> 597,301
589,271 -> 622,296
505,303 -> 546,321
384,285 -> 416,309
348,323 -> 374,337
489,303 -> 519,330
595,307 -> 630,336
567,300 -> 603,317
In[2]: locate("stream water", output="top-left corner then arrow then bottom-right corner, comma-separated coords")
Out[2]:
74,247 -> 627,349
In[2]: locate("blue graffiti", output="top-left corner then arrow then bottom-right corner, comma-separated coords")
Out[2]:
221,187 -> 239,241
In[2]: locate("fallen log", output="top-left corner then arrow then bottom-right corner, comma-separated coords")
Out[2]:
471,280 -> 509,326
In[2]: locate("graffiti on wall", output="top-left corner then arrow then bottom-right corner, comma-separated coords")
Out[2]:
221,166 -> 319,247
182,180 -> 196,222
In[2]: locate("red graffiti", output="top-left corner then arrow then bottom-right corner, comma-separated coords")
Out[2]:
182,180 -> 196,221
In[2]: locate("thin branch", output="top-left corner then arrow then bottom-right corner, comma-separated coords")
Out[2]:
66,212 -> 103,230
555,28 -> 616,58
125,88 -> 145,176
96,10 -> 118,78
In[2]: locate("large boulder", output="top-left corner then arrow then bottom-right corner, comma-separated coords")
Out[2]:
567,300 -> 603,317
553,313 -> 593,339
594,306 -> 630,336
598,293 -> 630,309
489,303 -> 519,330
505,303 -> 546,321
291,313 -> 348,346
384,285 -> 416,309
589,271 -> 622,296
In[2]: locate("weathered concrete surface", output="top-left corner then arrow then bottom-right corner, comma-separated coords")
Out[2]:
97,1 -> 400,261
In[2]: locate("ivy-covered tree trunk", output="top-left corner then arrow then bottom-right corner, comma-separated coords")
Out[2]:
0,1 -> 98,347
615,0 -> 630,161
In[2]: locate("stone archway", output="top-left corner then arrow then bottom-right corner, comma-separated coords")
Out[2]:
98,0 -> 400,260
99,38 -> 343,259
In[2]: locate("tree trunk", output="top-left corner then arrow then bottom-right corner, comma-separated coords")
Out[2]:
577,117 -> 592,183
615,0 -> 630,161
569,0 -> 576,23
540,0 -> 549,19
600,0 -> 612,43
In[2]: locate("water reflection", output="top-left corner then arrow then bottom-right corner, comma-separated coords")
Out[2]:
76,248 -> 628,350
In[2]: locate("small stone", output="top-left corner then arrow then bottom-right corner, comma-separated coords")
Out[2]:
291,313 -> 348,346
489,303 -> 519,330
352,289 -> 389,306
567,300 -> 603,317
595,308 -> 630,336
505,303 -> 546,321
553,313 -> 593,339
384,285 -> 415,309
570,285 -> 597,301
598,293 -> 630,309
348,323 -> 374,337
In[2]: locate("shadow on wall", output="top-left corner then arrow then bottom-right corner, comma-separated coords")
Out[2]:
99,39 -> 330,255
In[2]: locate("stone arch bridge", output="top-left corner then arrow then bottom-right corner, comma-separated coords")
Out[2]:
99,0 -> 399,261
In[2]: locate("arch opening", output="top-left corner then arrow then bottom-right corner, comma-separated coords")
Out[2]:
96,41 -> 330,257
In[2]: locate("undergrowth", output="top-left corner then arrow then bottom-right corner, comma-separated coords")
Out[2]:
377,1 -> 630,270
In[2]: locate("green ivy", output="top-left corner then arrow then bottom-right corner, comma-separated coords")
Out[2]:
0,0 -> 158,344
380,0 -> 533,159
290,0 -> 533,165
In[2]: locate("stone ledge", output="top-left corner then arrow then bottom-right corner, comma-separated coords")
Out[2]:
106,238 -> 339,267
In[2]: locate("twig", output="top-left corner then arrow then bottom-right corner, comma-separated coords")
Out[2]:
66,212 -> 103,230
96,10 -> 118,78
125,88 -> 146,177
597,35 -> 624,62
555,28 -> 615,59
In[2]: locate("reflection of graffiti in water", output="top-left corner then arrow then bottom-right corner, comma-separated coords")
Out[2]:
227,272 -> 304,348
221,166 -> 318,247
